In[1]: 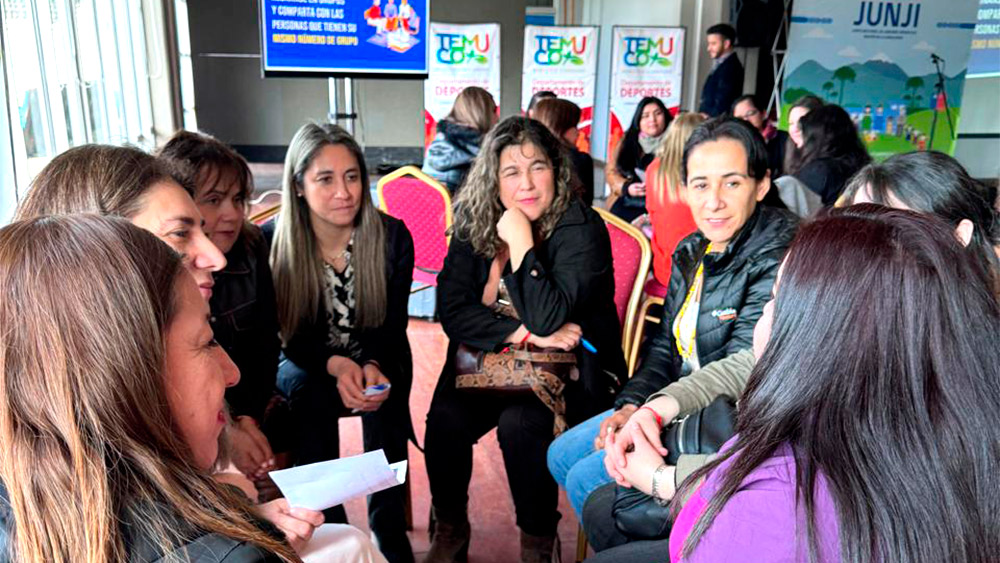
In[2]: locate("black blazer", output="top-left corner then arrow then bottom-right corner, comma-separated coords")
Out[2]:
436,199 -> 626,424
263,214 -> 415,434
615,205 -> 799,408
699,53 -> 745,118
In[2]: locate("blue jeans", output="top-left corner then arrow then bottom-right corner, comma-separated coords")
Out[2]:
547,408 -> 615,518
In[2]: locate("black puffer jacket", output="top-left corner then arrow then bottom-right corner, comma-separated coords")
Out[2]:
615,205 -> 799,408
421,120 -> 482,193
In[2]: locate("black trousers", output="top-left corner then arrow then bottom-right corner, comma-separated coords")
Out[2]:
424,385 -> 561,537
277,358 -> 413,563
582,482 -> 671,563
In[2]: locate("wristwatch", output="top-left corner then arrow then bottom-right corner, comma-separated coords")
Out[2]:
650,464 -> 671,506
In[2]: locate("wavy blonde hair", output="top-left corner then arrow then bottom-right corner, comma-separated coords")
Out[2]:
452,116 -> 575,258
0,215 -> 296,562
650,112 -> 706,206
271,123 -> 387,341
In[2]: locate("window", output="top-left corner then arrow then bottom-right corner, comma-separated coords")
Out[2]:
0,0 -> 156,195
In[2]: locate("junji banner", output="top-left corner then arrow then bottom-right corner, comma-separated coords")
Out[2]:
783,0 -> 979,157
424,22 -> 501,147
521,26 -> 600,154
608,27 -> 685,158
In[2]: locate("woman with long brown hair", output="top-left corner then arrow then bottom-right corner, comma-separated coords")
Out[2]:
268,122 -> 415,563
15,144 -> 226,300
533,97 -> 595,205
0,215 -> 300,561
424,116 -> 626,562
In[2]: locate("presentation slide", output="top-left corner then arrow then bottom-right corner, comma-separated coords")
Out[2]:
260,0 -> 429,77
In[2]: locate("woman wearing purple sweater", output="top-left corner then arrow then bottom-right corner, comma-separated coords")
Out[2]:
643,205 -> 1000,562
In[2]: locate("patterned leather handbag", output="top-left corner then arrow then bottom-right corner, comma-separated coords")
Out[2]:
454,279 -> 579,434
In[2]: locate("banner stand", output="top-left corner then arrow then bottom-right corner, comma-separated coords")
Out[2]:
521,25 -> 601,154
607,26 -> 686,159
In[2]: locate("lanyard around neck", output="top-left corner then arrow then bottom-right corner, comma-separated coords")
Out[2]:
674,243 -> 713,360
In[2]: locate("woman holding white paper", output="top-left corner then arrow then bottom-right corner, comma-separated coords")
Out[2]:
268,122 -> 415,563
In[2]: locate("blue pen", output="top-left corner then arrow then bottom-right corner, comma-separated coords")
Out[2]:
580,338 -> 598,354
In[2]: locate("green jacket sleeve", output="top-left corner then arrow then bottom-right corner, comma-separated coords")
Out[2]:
646,348 -> 756,419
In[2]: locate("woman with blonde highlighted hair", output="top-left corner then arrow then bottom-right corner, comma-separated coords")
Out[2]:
422,86 -> 498,193
644,112 -> 707,287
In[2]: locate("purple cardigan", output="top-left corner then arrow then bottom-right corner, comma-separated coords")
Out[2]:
669,437 -> 841,562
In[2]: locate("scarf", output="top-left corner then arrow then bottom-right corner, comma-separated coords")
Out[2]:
638,131 -> 666,156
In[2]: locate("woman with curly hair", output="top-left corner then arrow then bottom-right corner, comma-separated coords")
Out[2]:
423,117 -> 627,562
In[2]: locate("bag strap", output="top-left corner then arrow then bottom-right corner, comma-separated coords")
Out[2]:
510,349 -> 577,363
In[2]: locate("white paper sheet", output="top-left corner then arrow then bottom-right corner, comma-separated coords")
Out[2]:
269,449 -> 407,511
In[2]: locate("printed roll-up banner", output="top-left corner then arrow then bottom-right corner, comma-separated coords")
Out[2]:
521,25 -> 600,154
783,0 -> 979,156
608,26 -> 685,158
424,22 -> 501,147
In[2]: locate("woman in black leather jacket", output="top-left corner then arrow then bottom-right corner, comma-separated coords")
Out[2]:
159,131 -> 283,487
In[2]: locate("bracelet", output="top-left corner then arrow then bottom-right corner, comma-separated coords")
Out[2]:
639,406 -> 663,428
520,330 -> 531,345
651,464 -> 670,506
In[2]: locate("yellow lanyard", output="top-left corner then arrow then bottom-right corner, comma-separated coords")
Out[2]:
674,243 -> 712,360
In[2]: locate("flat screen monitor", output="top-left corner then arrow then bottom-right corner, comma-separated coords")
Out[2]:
260,0 -> 430,78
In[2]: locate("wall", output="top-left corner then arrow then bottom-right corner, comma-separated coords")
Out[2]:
953,76 -> 1000,180
186,0 -> 527,161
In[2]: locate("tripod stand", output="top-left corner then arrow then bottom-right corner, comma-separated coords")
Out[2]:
927,53 -> 955,150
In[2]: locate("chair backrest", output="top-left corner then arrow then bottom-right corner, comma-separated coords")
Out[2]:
249,190 -> 282,225
595,207 -> 651,360
377,166 -> 453,275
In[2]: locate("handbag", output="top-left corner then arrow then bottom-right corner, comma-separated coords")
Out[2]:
611,397 -> 737,540
453,276 -> 579,434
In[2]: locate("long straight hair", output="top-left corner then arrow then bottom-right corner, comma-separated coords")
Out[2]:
271,123 -> 387,340
782,95 -> 824,175
674,205 -> 1000,562
444,86 -> 497,134
14,145 -> 186,220
0,215 -> 296,562
789,104 -> 870,176
616,96 -> 671,174
650,112 -> 706,206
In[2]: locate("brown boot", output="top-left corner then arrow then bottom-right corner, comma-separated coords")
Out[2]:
423,507 -> 470,563
520,531 -> 560,563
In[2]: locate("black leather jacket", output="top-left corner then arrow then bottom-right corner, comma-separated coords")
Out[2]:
615,205 -> 799,409
210,225 -> 281,423
0,482 -> 284,562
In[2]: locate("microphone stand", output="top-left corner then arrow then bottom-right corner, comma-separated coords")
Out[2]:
927,53 -> 955,150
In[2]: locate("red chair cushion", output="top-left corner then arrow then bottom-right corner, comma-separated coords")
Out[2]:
606,222 -> 643,325
380,176 -> 449,286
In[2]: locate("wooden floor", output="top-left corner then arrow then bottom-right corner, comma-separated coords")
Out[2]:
337,319 -> 583,562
